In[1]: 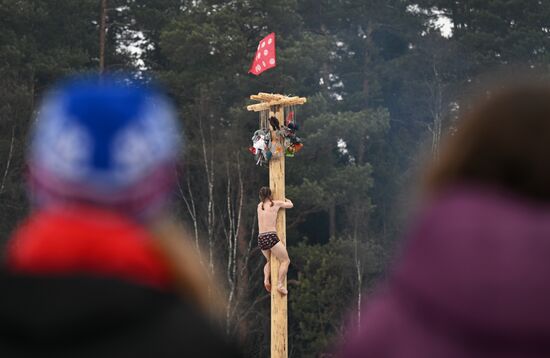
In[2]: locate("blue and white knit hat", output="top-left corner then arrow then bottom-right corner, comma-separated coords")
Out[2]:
28,75 -> 181,218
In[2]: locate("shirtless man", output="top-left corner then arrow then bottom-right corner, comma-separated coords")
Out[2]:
257,186 -> 293,295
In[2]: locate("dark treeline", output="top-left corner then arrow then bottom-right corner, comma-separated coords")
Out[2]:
2,1 -> 550,356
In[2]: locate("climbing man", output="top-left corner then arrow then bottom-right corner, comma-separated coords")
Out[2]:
257,186 -> 293,295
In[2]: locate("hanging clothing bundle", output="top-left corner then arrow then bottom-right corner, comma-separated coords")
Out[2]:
281,105 -> 303,157
248,104 -> 304,165
250,129 -> 271,165
249,110 -> 272,166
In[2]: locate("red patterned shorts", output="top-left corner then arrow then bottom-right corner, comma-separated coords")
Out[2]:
258,231 -> 280,251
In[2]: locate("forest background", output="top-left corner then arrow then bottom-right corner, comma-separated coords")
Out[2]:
2,1 -> 550,356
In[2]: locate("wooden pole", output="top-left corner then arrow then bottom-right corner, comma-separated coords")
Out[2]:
247,93 -> 305,358
269,105 -> 287,358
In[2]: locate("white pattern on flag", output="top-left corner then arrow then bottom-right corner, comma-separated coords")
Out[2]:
248,33 -> 276,76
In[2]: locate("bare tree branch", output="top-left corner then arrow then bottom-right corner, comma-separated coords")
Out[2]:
0,126 -> 16,195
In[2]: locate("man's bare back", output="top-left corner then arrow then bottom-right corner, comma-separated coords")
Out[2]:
258,200 -> 292,233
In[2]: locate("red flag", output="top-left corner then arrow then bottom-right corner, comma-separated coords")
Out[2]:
248,33 -> 276,76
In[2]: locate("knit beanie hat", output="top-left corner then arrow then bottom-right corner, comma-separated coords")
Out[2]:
27,75 -> 181,218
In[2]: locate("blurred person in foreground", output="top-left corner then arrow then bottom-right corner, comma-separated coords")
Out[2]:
340,83 -> 550,358
0,76 -> 241,357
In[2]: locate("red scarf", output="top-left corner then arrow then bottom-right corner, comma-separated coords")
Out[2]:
6,205 -> 172,289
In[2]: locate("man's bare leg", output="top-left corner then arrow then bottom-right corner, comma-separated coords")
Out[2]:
261,250 -> 271,292
270,242 -> 290,295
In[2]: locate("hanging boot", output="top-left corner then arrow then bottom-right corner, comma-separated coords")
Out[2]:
269,116 -> 280,131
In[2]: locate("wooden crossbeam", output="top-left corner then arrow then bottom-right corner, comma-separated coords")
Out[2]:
246,93 -> 307,112
250,92 -> 288,101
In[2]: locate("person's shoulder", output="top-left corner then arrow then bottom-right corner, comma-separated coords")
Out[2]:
0,274 -> 244,357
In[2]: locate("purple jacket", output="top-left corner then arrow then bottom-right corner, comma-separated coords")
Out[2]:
341,186 -> 550,358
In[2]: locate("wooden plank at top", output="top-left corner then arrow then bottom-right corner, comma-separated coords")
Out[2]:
246,97 -> 307,112
250,93 -> 287,102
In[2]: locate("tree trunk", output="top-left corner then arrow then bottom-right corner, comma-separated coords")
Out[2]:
198,89 -> 216,275
362,23 -> 375,104
353,210 -> 363,331
0,126 -> 15,195
428,61 -> 444,159
329,202 -> 336,239
224,157 -> 244,334
99,0 -> 107,73
177,174 -> 202,259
